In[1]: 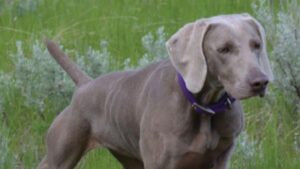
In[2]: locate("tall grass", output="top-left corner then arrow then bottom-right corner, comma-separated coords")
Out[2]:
1,0 -> 299,169
0,0 -> 252,70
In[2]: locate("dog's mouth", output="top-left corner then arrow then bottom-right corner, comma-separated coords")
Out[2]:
224,84 -> 268,100
231,92 -> 264,100
219,76 -> 269,100
253,88 -> 267,97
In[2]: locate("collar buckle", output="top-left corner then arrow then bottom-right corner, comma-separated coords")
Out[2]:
177,72 -> 235,115
226,97 -> 233,109
192,103 -> 216,115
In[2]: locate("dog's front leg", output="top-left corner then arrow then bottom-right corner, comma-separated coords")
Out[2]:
212,140 -> 235,169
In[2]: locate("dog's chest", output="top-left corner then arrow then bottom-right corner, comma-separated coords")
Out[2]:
173,110 -> 243,169
173,136 -> 234,169
211,103 -> 244,138
179,104 -> 243,160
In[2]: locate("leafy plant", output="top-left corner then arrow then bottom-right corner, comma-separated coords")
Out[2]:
124,27 -> 168,69
252,0 -> 300,156
253,0 -> 300,112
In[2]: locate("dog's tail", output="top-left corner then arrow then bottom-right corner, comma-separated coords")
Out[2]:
45,39 -> 92,86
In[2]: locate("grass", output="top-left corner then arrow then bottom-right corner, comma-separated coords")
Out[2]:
0,0 -> 252,70
0,0 -> 299,169
234,91 -> 299,169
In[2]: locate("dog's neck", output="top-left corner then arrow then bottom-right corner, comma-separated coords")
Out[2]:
196,76 -> 225,105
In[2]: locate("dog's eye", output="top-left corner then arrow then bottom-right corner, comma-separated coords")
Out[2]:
250,40 -> 261,50
253,42 -> 261,49
218,46 -> 232,54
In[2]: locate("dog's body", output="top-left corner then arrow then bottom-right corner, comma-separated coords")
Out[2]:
38,14 -> 273,169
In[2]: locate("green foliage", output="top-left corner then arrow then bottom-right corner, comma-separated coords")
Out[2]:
0,0 -> 252,70
252,0 -> 300,158
254,0 -> 300,112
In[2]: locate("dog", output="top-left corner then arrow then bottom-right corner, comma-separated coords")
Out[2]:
37,13 -> 273,169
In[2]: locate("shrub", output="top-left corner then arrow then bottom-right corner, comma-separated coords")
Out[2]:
11,41 -> 74,113
0,27 -> 168,114
0,131 -> 10,168
253,0 -> 300,153
123,27 -> 168,69
253,0 -> 300,112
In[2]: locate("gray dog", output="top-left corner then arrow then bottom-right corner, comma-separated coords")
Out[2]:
38,14 -> 273,169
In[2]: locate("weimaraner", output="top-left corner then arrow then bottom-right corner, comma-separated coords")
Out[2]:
38,13 -> 273,169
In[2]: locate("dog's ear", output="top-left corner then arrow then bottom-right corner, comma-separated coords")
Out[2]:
243,14 -> 274,81
166,20 -> 211,93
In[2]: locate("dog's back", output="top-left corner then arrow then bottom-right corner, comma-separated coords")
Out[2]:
68,59 -> 176,158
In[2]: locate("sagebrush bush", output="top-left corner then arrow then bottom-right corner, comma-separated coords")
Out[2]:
253,0 -> 300,153
0,27 -> 168,114
124,27 -> 168,69
0,131 -> 10,168
12,41 -> 74,113
140,27 -> 168,64
16,0 -> 43,16
253,0 -> 300,111
0,0 -> 43,16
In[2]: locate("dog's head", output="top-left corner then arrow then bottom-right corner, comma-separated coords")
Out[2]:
166,14 -> 273,99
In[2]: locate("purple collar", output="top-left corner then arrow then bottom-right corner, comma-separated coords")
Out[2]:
177,73 -> 236,115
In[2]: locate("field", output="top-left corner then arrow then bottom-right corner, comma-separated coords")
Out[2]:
0,0 -> 299,169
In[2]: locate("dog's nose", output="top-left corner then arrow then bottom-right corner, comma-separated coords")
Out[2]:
250,76 -> 269,92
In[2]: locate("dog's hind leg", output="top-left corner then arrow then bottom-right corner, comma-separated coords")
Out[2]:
37,156 -> 48,169
39,106 -> 90,169
109,150 -> 144,169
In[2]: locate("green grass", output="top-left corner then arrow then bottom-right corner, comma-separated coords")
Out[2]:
232,89 -> 300,169
0,0 -> 252,70
0,0 -> 299,169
